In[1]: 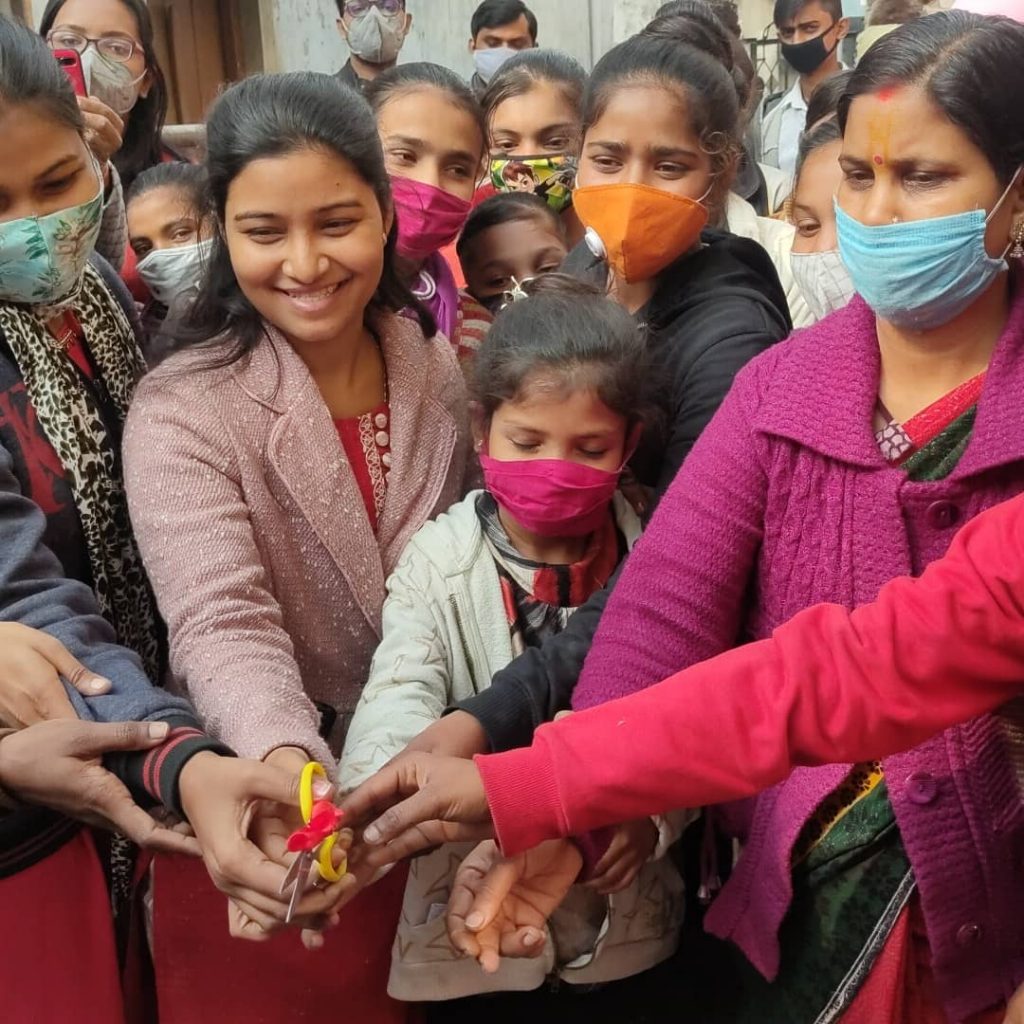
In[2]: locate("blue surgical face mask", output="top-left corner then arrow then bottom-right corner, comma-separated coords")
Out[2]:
473,46 -> 516,84
835,169 -> 1022,331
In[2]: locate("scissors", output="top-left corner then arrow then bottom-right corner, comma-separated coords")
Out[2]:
279,762 -> 347,924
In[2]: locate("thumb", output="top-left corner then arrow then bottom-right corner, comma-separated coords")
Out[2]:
242,761 -> 313,807
464,857 -> 520,934
41,638 -> 111,696
70,720 -> 170,757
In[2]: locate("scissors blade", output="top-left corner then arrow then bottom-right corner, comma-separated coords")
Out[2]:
282,851 -> 312,925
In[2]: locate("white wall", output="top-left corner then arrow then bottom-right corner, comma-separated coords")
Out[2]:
269,0 -> 780,76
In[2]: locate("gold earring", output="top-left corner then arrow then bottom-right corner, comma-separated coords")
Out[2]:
1011,221 -> 1024,261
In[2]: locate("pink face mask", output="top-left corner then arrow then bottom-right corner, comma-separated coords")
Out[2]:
479,454 -> 622,538
391,176 -> 471,262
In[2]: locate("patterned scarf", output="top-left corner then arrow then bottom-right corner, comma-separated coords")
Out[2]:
0,264 -> 160,678
476,491 -> 623,654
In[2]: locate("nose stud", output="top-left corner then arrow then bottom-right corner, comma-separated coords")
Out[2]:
891,216 -> 900,224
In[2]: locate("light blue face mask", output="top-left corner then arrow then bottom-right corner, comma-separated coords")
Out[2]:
835,170 -> 1022,332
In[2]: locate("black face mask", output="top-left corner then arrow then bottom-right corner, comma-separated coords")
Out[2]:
780,24 -> 839,75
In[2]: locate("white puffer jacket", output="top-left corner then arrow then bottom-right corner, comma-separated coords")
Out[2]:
341,491 -> 690,1001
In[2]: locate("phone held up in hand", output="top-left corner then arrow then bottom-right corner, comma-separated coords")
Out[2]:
53,49 -> 87,98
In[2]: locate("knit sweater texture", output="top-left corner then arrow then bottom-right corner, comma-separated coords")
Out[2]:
571,288 -> 1024,1021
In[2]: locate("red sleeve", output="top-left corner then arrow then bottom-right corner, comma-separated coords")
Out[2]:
477,493 -> 1024,856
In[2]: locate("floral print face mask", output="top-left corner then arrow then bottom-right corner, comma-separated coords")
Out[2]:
0,178 -> 103,310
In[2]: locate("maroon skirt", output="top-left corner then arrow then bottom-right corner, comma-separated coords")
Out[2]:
152,852 -> 411,1023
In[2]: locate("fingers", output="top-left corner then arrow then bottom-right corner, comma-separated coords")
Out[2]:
362,819 -> 493,869
462,855 -> 521,935
497,926 -> 547,961
88,774 -> 200,855
227,899 -> 275,942
338,762 -> 416,830
70,720 -> 170,757
586,858 -> 638,896
31,633 -> 111,697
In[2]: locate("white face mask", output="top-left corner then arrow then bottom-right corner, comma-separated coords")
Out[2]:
790,248 -> 855,322
81,48 -> 147,115
472,46 -> 516,84
136,238 -> 212,316
346,6 -> 407,65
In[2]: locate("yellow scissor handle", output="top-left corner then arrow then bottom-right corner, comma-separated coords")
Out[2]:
299,761 -> 327,825
317,833 -> 347,883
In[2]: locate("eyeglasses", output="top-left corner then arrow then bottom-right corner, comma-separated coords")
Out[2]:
47,28 -> 143,64
344,0 -> 403,16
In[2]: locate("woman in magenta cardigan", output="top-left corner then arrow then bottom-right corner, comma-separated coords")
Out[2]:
551,14 -> 1024,1023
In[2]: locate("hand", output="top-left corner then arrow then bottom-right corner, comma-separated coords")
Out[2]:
393,710 -> 490,761
1004,981 -> 1024,1024
447,839 -> 582,973
178,750 -> 353,942
0,623 -> 111,728
584,817 -> 658,895
78,95 -> 123,174
0,719 -> 198,855
339,753 -> 494,870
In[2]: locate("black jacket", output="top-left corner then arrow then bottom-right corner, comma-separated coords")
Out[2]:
453,229 -> 792,750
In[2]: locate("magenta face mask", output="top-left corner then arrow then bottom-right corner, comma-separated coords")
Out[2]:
480,454 -> 622,537
391,176 -> 471,261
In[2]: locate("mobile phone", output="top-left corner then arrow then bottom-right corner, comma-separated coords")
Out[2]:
53,49 -> 87,98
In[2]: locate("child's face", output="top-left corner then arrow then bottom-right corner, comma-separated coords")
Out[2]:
486,379 -> 627,472
128,184 -> 212,259
579,84 -> 716,203
463,216 -> 567,309
377,88 -> 484,202
490,81 -> 581,157
790,139 -> 843,254
223,145 -> 388,352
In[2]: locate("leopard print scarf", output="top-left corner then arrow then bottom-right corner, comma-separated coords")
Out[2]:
0,264 -> 160,678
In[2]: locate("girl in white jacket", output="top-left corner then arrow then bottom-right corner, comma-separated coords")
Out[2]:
341,275 -> 690,1017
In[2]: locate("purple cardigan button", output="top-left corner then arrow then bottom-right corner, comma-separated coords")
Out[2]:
906,771 -> 938,805
955,922 -> 983,947
926,501 -> 961,529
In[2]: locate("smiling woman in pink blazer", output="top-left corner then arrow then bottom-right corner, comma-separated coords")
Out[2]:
122,73 -> 468,1023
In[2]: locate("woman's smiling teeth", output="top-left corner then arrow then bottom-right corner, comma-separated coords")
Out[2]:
281,282 -> 343,312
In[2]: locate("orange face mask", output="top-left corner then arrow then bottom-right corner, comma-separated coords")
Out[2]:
573,182 -> 710,283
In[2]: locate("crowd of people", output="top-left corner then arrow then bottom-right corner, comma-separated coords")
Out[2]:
0,0 -> 1023,1021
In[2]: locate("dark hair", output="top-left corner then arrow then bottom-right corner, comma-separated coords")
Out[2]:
0,14 -> 84,132
583,31 -> 740,205
471,0 -> 537,42
480,48 -> 586,140
365,61 -> 486,160
126,161 -> 209,219
795,117 -> 841,180
180,72 -> 433,362
866,0 -> 922,26
773,0 -> 843,26
456,191 -> 563,267
39,0 -> 168,192
473,274 -> 650,431
657,0 -> 740,38
805,68 -> 851,129
839,12 -> 1024,187
643,8 -> 751,113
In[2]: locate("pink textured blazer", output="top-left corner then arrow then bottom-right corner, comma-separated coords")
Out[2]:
124,313 -> 470,764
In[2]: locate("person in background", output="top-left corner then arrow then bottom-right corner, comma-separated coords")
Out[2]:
803,65 -> 850,129
341,275 -> 687,1022
760,0 -> 849,184
642,10 -> 813,326
40,0 -> 180,294
335,0 -> 412,91
123,71 -> 469,1023
787,118 -> 852,321
856,0 -> 923,62
458,194 -> 568,313
366,63 -> 493,368
481,49 -> 587,248
468,0 -> 537,98
125,161 -> 213,361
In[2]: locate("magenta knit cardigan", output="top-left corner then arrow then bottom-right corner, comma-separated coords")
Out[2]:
572,291 -> 1024,1020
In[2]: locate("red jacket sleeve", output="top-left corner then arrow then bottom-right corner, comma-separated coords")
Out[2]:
477,493 -> 1024,856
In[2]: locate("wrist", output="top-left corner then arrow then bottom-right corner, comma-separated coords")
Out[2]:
177,750 -> 222,820
0,728 -> 21,811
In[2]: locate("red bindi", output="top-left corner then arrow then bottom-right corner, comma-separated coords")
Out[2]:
873,155 -> 884,166
877,86 -> 899,102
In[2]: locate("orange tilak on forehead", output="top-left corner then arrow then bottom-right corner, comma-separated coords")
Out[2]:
867,85 -> 903,166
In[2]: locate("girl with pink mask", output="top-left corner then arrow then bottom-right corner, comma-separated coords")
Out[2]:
340,275 -> 688,1020
366,64 -> 493,369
